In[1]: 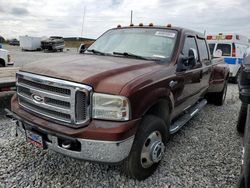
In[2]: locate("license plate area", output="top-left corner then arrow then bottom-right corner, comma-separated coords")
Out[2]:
26,129 -> 44,148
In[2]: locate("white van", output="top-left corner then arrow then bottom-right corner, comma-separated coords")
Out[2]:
207,33 -> 249,82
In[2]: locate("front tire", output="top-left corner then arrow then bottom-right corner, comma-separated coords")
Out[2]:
123,115 -> 170,180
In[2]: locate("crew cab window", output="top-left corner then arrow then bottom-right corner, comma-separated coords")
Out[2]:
209,43 -> 215,55
216,44 -> 231,56
197,38 -> 209,60
182,36 -> 198,57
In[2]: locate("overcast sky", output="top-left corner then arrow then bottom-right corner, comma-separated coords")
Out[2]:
0,0 -> 250,39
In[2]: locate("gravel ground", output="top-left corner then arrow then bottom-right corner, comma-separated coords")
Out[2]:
0,83 -> 242,188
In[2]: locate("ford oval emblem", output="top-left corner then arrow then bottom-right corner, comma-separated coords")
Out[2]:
31,94 -> 44,103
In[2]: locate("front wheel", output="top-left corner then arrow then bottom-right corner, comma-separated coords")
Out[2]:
123,115 -> 170,180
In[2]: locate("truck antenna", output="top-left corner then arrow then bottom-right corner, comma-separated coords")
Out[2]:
81,6 -> 86,37
130,10 -> 133,25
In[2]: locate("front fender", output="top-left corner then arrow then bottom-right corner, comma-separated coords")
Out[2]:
129,87 -> 174,119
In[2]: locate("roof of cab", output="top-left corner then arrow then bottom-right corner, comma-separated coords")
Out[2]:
113,25 -> 205,39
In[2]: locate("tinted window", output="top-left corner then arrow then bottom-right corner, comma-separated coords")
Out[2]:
182,36 -> 198,57
216,44 -> 231,56
197,38 -> 209,60
208,43 -> 215,55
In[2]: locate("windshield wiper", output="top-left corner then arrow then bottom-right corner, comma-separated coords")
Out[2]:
87,49 -> 107,56
113,52 -> 150,60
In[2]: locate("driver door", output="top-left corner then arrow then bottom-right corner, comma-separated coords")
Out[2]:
173,35 -> 203,118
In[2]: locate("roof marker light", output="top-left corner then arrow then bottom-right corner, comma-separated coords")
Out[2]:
207,35 -> 212,40
166,24 -> 172,27
149,23 -> 154,27
117,25 -> 121,28
225,35 -> 233,40
139,23 -> 143,26
130,23 -> 134,27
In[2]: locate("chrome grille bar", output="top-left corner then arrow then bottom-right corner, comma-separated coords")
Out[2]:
16,72 -> 92,127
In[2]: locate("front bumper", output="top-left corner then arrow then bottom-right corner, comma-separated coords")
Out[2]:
6,109 -> 135,163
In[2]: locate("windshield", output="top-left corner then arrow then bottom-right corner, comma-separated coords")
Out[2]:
216,43 -> 231,56
87,28 -> 177,60
208,43 -> 215,55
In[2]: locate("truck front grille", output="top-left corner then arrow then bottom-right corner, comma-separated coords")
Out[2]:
16,72 -> 92,127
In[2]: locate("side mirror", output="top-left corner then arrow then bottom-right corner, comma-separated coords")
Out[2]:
184,48 -> 198,66
177,48 -> 198,72
213,49 -> 222,58
79,43 -> 86,54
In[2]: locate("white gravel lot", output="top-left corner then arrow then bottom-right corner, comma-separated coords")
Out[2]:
0,45 -> 243,187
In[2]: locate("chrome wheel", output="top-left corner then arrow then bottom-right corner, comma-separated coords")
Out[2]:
140,131 -> 165,168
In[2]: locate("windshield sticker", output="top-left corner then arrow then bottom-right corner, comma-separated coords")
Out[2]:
153,55 -> 166,58
155,31 -> 176,38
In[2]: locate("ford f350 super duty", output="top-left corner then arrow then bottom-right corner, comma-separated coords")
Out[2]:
6,25 -> 229,180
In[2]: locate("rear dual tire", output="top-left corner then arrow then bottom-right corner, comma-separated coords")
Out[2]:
207,79 -> 228,106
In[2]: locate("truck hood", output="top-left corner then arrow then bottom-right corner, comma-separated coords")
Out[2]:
21,54 -> 165,94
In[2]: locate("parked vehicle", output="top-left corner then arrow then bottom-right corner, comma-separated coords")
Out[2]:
237,48 -> 250,188
19,36 -> 43,51
207,33 -> 249,83
41,36 -> 65,52
9,39 -> 20,46
0,48 -> 14,67
6,25 -> 229,180
78,43 -> 87,53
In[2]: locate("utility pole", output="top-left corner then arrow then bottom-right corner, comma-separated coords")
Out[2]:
81,7 -> 86,37
130,10 -> 133,25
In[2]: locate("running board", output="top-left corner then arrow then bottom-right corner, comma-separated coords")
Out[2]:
169,99 -> 207,134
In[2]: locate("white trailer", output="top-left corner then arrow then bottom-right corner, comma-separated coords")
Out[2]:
19,36 -> 43,51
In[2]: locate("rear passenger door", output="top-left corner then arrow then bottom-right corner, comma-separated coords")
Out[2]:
196,37 -> 212,92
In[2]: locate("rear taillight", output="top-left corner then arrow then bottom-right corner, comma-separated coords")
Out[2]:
232,49 -> 236,57
232,43 -> 236,57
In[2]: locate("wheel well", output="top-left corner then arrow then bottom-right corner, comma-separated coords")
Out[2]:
144,99 -> 171,125
0,58 -> 5,67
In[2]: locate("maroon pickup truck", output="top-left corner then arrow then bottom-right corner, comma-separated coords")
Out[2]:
7,25 -> 229,180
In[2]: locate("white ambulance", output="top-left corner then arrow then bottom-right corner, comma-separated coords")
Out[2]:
206,33 -> 249,82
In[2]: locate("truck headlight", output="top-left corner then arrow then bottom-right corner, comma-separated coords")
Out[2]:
92,93 -> 130,121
